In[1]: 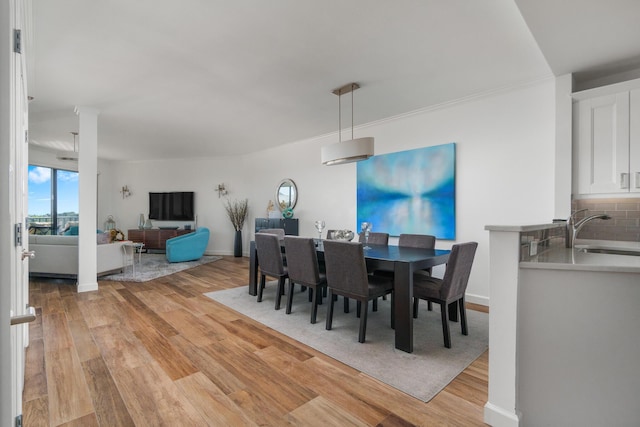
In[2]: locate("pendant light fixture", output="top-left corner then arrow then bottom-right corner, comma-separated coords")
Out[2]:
321,82 -> 374,166
56,131 -> 79,161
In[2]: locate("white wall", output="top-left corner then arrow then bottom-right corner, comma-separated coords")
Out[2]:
94,79 -> 557,304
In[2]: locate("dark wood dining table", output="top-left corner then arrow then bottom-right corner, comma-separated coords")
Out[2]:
248,240 -> 451,353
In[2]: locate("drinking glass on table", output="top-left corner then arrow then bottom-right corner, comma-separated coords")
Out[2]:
314,220 -> 326,241
361,222 -> 372,249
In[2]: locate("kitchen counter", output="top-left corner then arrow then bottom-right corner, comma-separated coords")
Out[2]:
484,224 -> 640,427
521,239 -> 640,273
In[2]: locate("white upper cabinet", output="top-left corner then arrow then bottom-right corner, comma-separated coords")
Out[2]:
575,87 -> 640,195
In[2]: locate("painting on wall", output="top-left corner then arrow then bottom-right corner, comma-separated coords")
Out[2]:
356,143 -> 456,239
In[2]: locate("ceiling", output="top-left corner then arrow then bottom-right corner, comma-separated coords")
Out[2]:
26,0 -> 640,161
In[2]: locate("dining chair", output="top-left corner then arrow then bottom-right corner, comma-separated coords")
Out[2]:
255,232 -> 288,310
283,236 -> 327,324
412,241 -> 478,348
257,228 -> 285,239
323,240 -> 394,343
358,232 -> 389,245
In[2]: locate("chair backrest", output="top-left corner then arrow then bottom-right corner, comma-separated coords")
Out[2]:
398,233 -> 435,249
439,242 -> 478,300
358,232 -> 389,245
255,232 -> 286,277
257,228 -> 285,239
323,240 -> 369,298
283,236 -> 322,286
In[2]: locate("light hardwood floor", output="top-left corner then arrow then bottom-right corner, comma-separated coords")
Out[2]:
23,256 -> 489,426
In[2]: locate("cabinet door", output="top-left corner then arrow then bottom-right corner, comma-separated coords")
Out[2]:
631,89 -> 640,192
577,92 -> 630,194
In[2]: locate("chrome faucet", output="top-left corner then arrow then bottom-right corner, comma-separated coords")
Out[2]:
566,209 -> 611,248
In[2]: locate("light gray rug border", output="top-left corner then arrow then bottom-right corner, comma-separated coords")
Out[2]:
205,284 -> 488,402
101,253 -> 221,282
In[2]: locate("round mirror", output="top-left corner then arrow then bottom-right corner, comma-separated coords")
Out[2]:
276,178 -> 297,211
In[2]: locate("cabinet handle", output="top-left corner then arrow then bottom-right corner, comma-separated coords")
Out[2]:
621,173 -> 630,189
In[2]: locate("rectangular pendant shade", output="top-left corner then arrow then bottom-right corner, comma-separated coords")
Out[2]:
321,137 -> 374,166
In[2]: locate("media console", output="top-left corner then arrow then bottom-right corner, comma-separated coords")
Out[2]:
127,228 -> 193,251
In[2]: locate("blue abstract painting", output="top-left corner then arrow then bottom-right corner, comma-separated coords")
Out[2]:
357,143 -> 456,239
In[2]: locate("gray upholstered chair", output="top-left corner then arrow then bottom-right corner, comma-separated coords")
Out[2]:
412,242 -> 478,348
283,236 -> 327,323
358,231 -> 389,245
257,228 -> 285,239
323,240 -> 394,343
255,232 -> 288,310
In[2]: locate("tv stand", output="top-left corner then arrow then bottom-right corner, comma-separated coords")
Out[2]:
127,229 -> 193,251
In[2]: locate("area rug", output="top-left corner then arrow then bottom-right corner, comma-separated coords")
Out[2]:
101,254 -> 221,282
205,284 -> 488,402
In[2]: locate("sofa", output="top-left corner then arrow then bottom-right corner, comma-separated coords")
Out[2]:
28,235 -> 127,278
165,227 -> 210,263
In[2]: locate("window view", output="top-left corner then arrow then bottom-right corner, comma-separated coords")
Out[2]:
27,165 -> 79,235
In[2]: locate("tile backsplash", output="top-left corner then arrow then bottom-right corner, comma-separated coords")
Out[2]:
571,198 -> 640,242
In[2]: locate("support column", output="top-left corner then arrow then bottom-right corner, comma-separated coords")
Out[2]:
483,226 -> 522,427
554,74 -> 573,219
75,106 -> 99,292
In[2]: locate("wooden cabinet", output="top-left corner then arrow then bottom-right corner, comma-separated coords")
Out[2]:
575,87 -> 640,194
254,218 -> 298,235
127,229 -> 193,251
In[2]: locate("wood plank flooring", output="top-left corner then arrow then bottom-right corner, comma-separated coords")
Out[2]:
23,256 -> 489,426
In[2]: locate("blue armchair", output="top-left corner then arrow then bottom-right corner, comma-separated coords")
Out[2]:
165,227 -> 210,263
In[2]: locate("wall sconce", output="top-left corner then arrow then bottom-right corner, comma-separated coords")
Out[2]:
215,183 -> 228,198
120,185 -> 132,199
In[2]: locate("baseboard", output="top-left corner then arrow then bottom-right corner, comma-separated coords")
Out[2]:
484,402 -> 521,427
77,281 -> 98,293
466,292 -> 489,307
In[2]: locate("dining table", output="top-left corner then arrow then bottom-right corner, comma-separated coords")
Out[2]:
248,240 -> 451,353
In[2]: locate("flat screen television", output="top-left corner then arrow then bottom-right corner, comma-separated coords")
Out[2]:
148,192 -> 195,221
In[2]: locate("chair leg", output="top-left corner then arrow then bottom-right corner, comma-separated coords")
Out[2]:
448,301 -> 459,322
358,300 -> 368,343
257,274 -> 266,302
413,298 -> 419,319
311,287 -> 319,324
326,289 -> 335,330
308,288 -> 313,302
440,302 -> 451,348
372,298 -> 378,312
356,301 -> 361,318
390,292 -> 395,329
286,280 -> 294,314
459,297 -> 468,335
428,301 -> 433,311
344,297 -> 349,313
275,277 -> 285,310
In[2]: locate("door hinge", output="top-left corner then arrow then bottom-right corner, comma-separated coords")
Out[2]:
15,223 -> 22,246
15,414 -> 22,427
13,29 -> 22,54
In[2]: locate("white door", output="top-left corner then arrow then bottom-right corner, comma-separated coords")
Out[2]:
2,0 -> 32,425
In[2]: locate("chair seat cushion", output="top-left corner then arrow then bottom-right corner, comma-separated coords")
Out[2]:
413,276 -> 443,300
367,274 -> 394,298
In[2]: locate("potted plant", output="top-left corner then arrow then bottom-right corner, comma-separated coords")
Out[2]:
224,198 -> 248,257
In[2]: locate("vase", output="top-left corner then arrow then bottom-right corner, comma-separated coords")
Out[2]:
234,230 -> 243,257
138,214 -> 145,229
144,219 -> 153,229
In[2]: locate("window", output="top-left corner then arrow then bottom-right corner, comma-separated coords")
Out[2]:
27,165 -> 79,235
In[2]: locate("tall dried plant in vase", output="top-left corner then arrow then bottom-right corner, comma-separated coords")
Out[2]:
224,198 -> 248,256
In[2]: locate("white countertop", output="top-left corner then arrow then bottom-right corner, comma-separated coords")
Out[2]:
521,240 -> 640,273
485,223 -> 564,232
